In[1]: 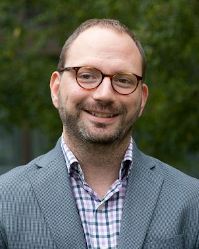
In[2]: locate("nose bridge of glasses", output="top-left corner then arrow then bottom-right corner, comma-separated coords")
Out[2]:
94,73 -> 115,96
101,72 -> 114,83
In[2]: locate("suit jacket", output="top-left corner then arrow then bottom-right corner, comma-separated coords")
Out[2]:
0,139 -> 199,249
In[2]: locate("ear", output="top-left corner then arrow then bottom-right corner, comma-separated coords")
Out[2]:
50,71 -> 60,109
139,83 -> 149,117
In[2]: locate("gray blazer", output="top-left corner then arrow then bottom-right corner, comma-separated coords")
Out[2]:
0,139 -> 199,249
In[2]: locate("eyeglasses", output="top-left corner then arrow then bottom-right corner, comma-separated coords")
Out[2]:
59,66 -> 142,95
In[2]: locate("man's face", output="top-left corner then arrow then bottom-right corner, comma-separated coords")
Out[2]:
50,27 -> 148,145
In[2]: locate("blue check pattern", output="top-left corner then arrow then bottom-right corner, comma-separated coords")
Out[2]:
61,136 -> 133,249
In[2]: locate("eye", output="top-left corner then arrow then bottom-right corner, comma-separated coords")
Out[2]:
113,74 -> 136,88
77,68 -> 100,83
117,77 -> 132,84
78,73 -> 95,81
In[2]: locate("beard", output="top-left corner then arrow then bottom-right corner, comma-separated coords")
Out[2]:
58,94 -> 141,145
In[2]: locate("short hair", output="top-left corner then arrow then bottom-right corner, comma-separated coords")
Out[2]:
57,18 -> 146,81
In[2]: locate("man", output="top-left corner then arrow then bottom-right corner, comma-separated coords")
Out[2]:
0,19 -> 199,249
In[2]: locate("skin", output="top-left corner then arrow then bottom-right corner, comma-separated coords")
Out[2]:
50,27 -> 148,198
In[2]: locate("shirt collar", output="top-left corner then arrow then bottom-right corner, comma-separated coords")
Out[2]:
61,135 -> 133,180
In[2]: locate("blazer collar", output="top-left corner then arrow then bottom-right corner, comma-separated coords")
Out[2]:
118,141 -> 164,249
28,139 -> 87,248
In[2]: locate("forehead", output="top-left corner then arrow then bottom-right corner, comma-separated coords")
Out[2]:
66,27 -> 142,74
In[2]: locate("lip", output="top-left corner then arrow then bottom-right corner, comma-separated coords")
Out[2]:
90,111 -> 116,118
83,110 -> 119,123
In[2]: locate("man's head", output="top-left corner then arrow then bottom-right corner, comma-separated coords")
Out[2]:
50,19 -> 148,146
57,19 -> 146,81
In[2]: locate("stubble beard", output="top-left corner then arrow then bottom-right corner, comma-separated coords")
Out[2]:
58,95 -> 141,146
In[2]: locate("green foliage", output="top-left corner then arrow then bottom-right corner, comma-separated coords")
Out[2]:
134,0 -> 199,171
0,0 -> 198,175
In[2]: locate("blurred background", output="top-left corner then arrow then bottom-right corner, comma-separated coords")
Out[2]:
0,0 -> 198,177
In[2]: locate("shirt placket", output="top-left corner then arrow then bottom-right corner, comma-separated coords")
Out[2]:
84,179 -> 123,249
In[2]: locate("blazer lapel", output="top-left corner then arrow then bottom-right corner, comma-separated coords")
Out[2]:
118,142 -> 164,249
28,140 -> 87,248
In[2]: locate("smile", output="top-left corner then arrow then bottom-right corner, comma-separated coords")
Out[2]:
90,112 -> 116,118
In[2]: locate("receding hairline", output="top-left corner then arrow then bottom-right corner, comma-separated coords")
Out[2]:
57,18 -> 146,80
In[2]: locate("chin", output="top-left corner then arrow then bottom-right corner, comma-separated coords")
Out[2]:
79,128 -> 125,145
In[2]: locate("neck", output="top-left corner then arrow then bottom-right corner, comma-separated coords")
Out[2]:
63,130 -> 131,198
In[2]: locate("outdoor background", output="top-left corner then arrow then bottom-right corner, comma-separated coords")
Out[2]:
0,0 -> 198,177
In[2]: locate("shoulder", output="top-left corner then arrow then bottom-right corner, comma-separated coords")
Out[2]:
150,155 -> 199,189
142,151 -> 199,204
0,138 -> 62,191
0,155 -> 43,192
134,140 -> 199,184
133,141 -> 199,201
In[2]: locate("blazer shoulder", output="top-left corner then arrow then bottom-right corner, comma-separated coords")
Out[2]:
133,140 -> 199,200
143,152 -> 199,201
154,156 -> 199,185
0,154 -> 44,190
0,139 -> 62,190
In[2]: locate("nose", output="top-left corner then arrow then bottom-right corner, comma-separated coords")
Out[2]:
92,77 -> 116,103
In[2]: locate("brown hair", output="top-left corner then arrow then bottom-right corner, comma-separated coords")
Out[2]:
57,19 -> 146,80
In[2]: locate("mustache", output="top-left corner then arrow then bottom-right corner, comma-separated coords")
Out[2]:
76,101 -> 126,114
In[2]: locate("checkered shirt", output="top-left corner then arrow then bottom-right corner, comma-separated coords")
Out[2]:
61,136 -> 133,249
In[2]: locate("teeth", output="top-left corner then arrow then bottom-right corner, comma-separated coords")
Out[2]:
91,112 -> 114,118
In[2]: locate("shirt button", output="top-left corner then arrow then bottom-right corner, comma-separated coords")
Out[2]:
78,167 -> 83,175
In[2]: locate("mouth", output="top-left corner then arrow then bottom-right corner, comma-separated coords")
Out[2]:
84,108 -> 120,119
89,111 -> 117,118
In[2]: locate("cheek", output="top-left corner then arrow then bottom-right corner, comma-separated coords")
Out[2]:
124,96 -> 142,117
59,85 -> 89,110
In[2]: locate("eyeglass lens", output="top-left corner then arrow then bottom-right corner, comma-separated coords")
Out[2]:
76,67 -> 138,95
